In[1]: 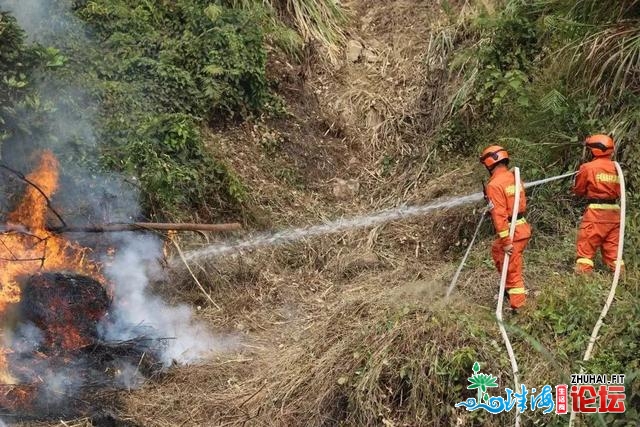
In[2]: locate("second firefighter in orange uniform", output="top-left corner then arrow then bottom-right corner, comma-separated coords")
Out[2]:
574,134 -> 623,273
480,145 -> 531,310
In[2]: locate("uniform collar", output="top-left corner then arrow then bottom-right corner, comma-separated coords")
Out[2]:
490,165 -> 509,178
592,156 -> 611,163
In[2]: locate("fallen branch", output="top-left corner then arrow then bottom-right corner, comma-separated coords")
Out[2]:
48,222 -> 242,233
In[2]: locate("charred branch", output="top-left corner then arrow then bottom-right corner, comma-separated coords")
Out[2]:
0,163 -> 67,227
49,222 -> 242,233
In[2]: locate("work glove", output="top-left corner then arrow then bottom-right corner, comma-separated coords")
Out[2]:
503,243 -> 514,256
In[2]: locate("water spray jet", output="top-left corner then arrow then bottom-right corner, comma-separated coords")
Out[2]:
183,171 -> 577,262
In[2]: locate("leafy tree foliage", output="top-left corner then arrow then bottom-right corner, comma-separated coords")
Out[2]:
0,1 -> 287,219
0,13 -> 60,146
72,0 -> 281,218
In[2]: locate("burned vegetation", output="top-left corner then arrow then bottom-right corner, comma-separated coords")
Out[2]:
0,153 -> 166,422
1,273 -> 165,421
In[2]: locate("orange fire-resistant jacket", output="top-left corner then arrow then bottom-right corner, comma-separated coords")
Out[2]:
573,157 -> 621,224
485,166 -> 530,246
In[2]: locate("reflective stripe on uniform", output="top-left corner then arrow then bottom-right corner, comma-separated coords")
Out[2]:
595,173 -> 620,184
577,258 -> 594,266
613,260 -> 625,266
507,288 -> 526,295
497,218 -> 526,238
588,203 -> 620,210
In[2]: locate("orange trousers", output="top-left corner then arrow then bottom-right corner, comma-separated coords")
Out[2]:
575,221 -> 622,273
492,237 -> 529,309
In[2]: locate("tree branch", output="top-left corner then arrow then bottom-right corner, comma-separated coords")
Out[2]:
0,163 -> 67,227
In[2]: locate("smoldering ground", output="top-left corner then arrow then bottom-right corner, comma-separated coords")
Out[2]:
0,0 -> 228,413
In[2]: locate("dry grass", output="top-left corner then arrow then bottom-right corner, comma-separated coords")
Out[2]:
230,0 -> 348,62
123,263 -> 517,427
121,252 -> 609,427
110,192 -> 497,426
313,0 -> 444,156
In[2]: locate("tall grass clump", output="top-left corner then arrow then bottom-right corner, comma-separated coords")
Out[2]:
229,0 -> 347,61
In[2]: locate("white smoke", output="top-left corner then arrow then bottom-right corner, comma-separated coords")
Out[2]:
112,360 -> 145,390
1,0 -> 225,370
100,234 -> 226,366
0,0 -> 84,43
0,0 -> 49,40
10,322 -> 43,354
40,369 -> 83,405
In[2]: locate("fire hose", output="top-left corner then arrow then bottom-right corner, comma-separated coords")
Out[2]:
443,165 -> 625,427
497,166 -> 522,427
445,169 -> 579,427
445,208 -> 488,298
568,161 -> 626,427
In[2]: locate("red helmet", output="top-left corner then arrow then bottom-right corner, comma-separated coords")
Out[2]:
480,145 -> 509,169
585,134 -> 614,157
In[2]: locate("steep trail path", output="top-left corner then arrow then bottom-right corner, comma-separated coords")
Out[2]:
118,2 -> 481,426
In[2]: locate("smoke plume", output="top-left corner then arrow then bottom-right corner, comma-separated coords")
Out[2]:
0,0 -> 222,384
100,234 -> 223,366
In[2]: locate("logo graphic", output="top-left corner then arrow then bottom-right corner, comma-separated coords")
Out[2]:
455,362 -> 626,415
467,361 -> 498,403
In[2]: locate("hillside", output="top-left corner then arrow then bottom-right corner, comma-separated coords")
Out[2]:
0,0 -> 638,426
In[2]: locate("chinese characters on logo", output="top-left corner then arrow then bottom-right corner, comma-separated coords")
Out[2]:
455,362 -> 626,415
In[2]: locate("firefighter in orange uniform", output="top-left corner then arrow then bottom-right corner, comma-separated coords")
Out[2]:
573,134 -> 622,273
480,146 -> 531,310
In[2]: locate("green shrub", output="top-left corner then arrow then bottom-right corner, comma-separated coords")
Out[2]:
77,0 -> 270,120
0,13 -> 62,145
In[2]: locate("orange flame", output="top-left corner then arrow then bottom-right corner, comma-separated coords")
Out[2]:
0,150 -> 104,385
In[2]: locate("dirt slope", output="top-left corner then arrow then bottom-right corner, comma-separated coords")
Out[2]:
114,2 -> 485,426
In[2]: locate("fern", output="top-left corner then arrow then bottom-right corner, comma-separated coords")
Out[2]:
539,89 -> 568,115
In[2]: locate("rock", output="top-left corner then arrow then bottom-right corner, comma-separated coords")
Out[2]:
355,252 -> 379,267
368,39 -> 385,51
363,48 -> 378,63
365,107 -> 383,128
332,178 -> 360,200
346,40 -> 363,62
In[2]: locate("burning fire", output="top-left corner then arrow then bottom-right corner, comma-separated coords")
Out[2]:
0,151 -> 103,384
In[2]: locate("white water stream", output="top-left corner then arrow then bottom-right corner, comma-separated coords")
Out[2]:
185,172 -> 576,261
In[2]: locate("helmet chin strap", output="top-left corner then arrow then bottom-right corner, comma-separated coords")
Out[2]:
488,161 -> 508,174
